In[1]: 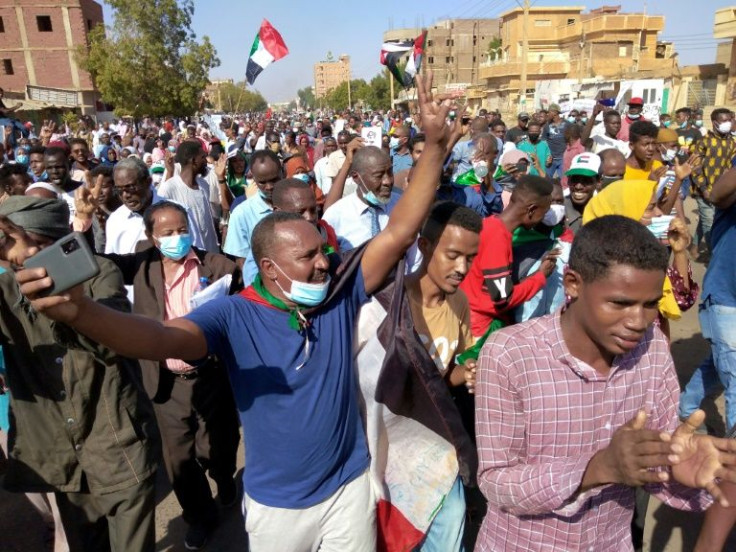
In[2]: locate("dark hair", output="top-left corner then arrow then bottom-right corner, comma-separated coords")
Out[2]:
68,138 -> 88,149
143,200 -> 188,235
421,201 -> 482,245
0,163 -> 30,190
209,142 -> 224,160
675,107 -> 692,117
29,145 -> 46,156
409,133 -> 425,152
527,121 -> 542,131
629,121 -> 659,143
564,123 -> 582,140
491,121 -> 506,130
44,147 -> 69,161
249,149 -> 282,172
272,178 -> 313,208
712,108 -> 731,121
90,164 -> 114,179
251,211 -> 305,263
514,175 -> 553,198
175,140 -> 203,165
570,215 -> 668,282
265,131 -> 280,143
603,110 -> 621,122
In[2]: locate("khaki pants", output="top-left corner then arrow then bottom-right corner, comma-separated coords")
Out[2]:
243,471 -> 376,552
54,474 -> 155,552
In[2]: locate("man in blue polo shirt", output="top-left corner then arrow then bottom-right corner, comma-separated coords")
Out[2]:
17,74 -> 460,552
680,166 -> 736,431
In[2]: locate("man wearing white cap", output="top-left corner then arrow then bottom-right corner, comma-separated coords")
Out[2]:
564,152 -> 600,235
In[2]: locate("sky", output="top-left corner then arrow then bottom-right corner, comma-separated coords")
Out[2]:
100,0 -> 734,103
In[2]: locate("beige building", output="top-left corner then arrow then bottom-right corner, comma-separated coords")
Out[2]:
715,6 -> 736,105
477,5 -> 674,114
383,18 -> 501,91
313,54 -> 350,98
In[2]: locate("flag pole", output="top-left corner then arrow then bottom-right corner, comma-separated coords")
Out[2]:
390,72 -> 395,108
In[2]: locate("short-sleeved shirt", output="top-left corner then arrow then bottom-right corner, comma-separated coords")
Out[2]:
223,193 -> 272,283
450,139 -> 476,181
517,140 -> 552,176
185,266 -> 371,508
158,175 -> 219,252
624,159 -> 662,181
703,202 -> 736,307
409,288 -> 473,375
542,122 -> 569,159
391,151 -> 413,175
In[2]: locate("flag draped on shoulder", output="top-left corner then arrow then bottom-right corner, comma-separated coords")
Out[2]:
355,260 -> 477,551
380,30 -> 427,89
246,19 -> 289,85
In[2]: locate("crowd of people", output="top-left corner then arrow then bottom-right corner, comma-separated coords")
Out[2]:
2,75 -> 736,552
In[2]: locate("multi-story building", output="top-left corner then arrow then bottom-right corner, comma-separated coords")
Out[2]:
0,0 -> 103,115
383,18 -> 501,91
313,54 -> 350,98
478,5 -> 673,114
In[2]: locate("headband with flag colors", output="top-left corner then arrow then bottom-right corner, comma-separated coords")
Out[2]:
246,19 -> 289,85
380,31 -> 427,89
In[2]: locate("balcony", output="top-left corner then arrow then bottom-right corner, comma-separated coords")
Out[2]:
479,60 -> 570,79
715,7 -> 736,39
555,14 -> 664,41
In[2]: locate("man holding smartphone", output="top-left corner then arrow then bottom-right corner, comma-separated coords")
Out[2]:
0,196 -> 158,552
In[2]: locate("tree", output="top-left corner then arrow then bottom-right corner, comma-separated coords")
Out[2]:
77,0 -> 220,117
297,87 -> 316,110
217,81 -> 267,113
487,36 -> 503,61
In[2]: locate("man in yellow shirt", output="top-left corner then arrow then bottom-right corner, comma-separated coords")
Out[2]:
624,121 -> 663,181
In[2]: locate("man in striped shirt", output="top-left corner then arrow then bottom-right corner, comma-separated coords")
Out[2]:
474,215 -> 736,552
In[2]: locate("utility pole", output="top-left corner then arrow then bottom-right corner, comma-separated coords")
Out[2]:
519,0 -> 530,112
390,72 -> 395,108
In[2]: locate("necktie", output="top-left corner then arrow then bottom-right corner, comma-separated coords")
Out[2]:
368,206 -> 380,238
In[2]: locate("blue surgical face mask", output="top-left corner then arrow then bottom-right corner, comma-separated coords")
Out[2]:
581,117 -> 588,124
646,215 -> 674,240
15,154 -> 28,165
21,145 -> 30,153
294,173 -> 310,183
389,136 -> 400,149
272,261 -> 330,307
155,233 -> 192,260
357,175 -> 390,207
258,188 -> 269,201
566,116 -> 576,124
695,120 -> 703,128
663,121 -> 671,128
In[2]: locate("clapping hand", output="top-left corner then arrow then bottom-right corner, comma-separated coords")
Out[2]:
671,410 -> 736,507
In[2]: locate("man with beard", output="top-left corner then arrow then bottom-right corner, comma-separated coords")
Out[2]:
43,146 -> 84,221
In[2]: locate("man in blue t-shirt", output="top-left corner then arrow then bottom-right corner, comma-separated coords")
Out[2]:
16,75 -> 461,552
680,167 -> 736,431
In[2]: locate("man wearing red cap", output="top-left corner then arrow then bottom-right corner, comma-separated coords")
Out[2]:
617,97 -> 648,142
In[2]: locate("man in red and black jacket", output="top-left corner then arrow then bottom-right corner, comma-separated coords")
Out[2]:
460,175 -> 558,338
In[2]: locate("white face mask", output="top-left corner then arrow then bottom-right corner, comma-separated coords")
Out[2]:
542,204 -> 566,227
662,148 -> 677,162
646,215 -> 674,240
718,121 -> 733,135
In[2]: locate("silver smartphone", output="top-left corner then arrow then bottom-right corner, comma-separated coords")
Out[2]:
24,232 -> 100,297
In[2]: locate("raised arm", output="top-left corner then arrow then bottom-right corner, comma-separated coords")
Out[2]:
581,103 -> 604,142
323,138 -> 363,210
362,74 -> 461,294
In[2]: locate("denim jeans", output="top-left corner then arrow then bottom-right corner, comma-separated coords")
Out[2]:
415,477 -> 465,552
695,196 -> 715,250
546,158 -> 563,180
679,301 -> 736,430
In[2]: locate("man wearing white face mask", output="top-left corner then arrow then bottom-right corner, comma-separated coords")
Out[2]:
103,200 -> 242,550
691,108 -> 736,257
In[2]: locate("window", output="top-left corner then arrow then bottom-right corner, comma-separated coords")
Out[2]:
446,39 -> 450,46
0,17 -> 4,33
445,56 -> 451,63
473,56 -> 476,62
427,39 -> 433,47
473,36 -> 477,46
428,56 -> 434,64
451,39 -> 455,46
3,59 -> 13,75
619,46 -> 627,57
567,18 -> 576,25
37,15 -> 52,32
534,19 -> 552,27
87,19 -> 92,31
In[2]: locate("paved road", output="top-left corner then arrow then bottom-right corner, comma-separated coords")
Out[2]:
2,199 -> 736,551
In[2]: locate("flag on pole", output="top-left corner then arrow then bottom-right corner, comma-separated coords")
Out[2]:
405,31 -> 428,83
246,19 -> 289,85
380,40 -> 413,88
380,30 -> 428,90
